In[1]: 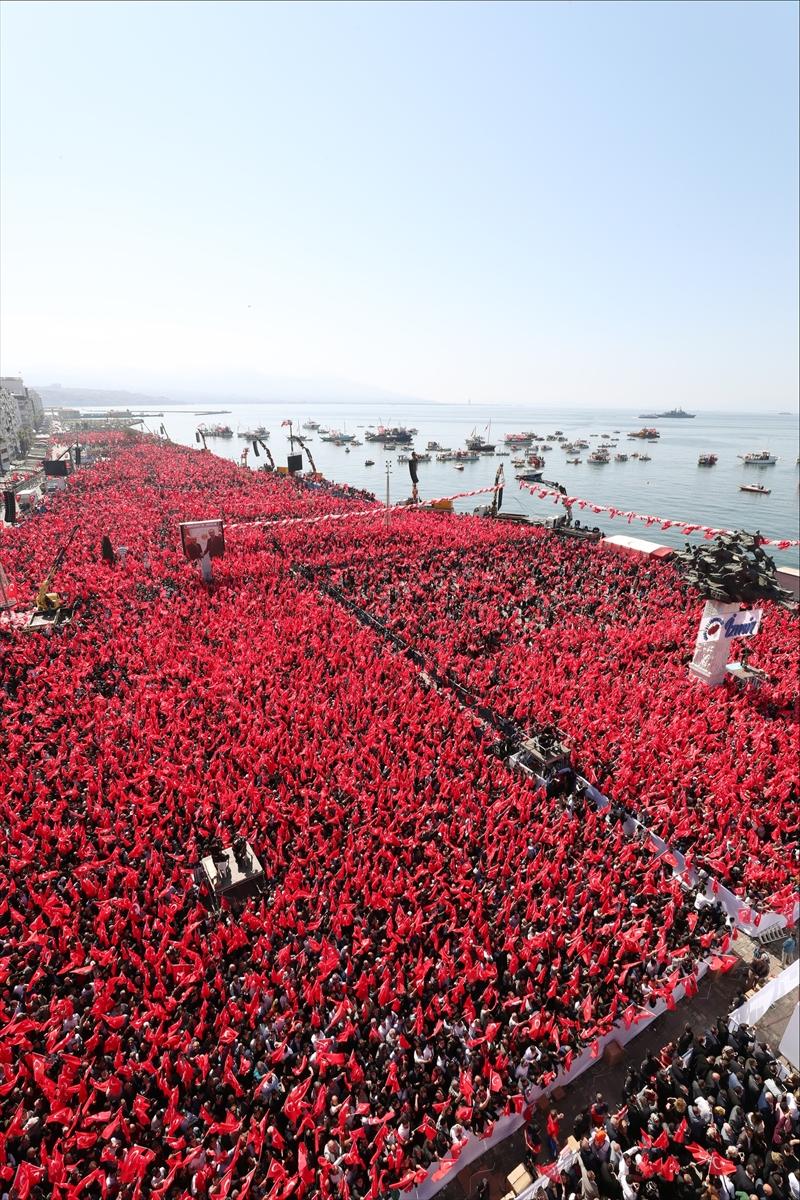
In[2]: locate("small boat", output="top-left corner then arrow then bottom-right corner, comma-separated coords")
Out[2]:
365,459 -> 374,466
554,429 -> 563,435
239,426 -> 269,440
568,458 -> 582,464
639,453 -> 651,461
512,457 -> 526,467
739,451 -> 777,464
588,451 -> 610,464
427,441 -> 451,452
615,453 -> 628,462
454,463 -> 465,471
495,450 -> 510,456
466,425 -> 496,452
436,452 -> 454,461
740,484 -> 771,494
632,452 -> 639,458
453,451 -> 480,462
698,454 -> 717,466
527,454 -> 545,468
302,420 -> 320,430
504,433 -> 533,445
516,469 -> 543,482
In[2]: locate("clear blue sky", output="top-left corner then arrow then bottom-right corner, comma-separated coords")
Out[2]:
1,0 -> 797,408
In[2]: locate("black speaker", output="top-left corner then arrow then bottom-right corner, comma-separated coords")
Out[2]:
3,491 -> 15,525
287,454 -> 303,474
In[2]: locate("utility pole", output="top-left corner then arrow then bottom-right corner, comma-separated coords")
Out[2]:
385,462 -> 391,530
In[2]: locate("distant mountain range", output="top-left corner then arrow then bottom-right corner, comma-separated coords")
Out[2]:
35,371 -> 431,407
37,385 -> 171,407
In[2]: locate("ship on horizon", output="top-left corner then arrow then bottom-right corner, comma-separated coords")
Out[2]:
638,406 -> 695,418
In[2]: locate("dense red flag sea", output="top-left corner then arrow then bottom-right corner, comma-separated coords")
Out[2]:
0,435 -> 797,1200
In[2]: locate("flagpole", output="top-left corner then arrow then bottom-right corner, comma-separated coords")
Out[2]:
385,463 -> 391,530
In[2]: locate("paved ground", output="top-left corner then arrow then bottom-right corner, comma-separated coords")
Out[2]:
441,937 -> 794,1200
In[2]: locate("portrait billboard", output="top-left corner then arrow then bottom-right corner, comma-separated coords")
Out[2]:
179,520 -> 225,562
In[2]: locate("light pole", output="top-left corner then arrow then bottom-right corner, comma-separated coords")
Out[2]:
385,461 -> 391,529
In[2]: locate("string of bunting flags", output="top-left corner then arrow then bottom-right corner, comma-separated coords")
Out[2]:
225,485 -> 504,530
517,480 -> 800,549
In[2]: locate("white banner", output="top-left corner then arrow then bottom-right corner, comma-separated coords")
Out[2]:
728,959 -> 799,1031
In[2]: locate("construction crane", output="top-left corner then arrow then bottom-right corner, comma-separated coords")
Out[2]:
26,525 -> 79,631
251,438 -> 275,470
303,442 -> 318,475
491,463 -> 505,517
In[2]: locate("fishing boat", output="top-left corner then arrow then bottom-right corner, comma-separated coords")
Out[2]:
466,423 -> 496,452
738,451 -> 777,464
365,425 -> 413,444
436,452 -> 454,462
239,426 -> 269,440
365,459 -> 375,466
615,453 -> 628,462
740,484 -> 771,494
453,451 -> 480,462
628,427 -> 660,440
527,454 -> 545,468
207,424 -> 233,438
302,420 -> 320,430
698,454 -> 717,466
427,441 -> 451,452
516,469 -> 543,482
588,451 -> 610,464
504,433 -> 533,445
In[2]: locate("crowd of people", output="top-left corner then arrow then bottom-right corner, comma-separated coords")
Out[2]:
0,436 -> 797,1200
547,1013 -> 800,1200
322,528 -> 798,904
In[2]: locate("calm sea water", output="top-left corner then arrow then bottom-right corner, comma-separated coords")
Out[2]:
104,401 -> 799,567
